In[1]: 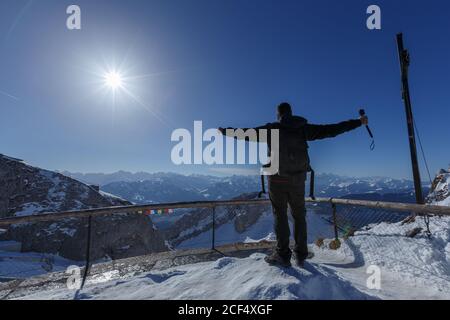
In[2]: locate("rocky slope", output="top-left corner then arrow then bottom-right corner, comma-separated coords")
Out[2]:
0,154 -> 168,261
162,192 -> 270,247
427,168 -> 450,206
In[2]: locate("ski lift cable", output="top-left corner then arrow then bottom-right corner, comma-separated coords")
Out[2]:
413,119 -> 433,186
413,119 -> 433,237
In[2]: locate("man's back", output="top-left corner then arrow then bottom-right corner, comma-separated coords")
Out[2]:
264,113 -> 362,176
273,115 -> 310,176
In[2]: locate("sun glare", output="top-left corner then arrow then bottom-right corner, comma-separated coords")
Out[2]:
91,61 -> 168,126
104,71 -> 123,89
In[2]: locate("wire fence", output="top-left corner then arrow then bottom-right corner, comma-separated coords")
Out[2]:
1,197 -> 449,296
328,204 -> 450,287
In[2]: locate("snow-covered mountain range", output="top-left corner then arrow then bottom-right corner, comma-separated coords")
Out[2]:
63,170 -> 429,204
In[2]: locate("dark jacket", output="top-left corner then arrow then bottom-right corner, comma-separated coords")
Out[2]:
222,115 -> 362,175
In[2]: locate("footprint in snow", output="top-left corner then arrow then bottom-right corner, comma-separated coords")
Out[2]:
145,270 -> 187,283
213,257 -> 235,269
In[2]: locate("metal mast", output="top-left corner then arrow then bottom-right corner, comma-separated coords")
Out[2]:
396,33 -> 424,204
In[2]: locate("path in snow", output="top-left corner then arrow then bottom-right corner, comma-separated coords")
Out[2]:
15,252 -> 377,300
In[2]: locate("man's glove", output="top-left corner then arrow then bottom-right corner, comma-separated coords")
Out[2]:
360,115 -> 369,126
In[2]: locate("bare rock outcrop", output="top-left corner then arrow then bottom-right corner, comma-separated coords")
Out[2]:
427,169 -> 450,206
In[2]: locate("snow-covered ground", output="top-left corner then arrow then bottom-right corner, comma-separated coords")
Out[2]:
0,245 -> 81,281
12,215 -> 450,300
18,252 -> 375,300
315,215 -> 450,299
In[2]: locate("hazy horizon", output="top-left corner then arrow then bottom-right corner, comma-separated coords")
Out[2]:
1,151 -> 437,181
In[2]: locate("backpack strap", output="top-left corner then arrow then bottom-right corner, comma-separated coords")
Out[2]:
258,174 -> 266,198
308,166 -> 315,200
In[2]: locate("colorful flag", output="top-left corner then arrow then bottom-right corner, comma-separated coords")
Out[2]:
143,208 -> 174,216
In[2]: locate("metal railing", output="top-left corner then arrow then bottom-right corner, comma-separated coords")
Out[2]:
1,197 -> 449,227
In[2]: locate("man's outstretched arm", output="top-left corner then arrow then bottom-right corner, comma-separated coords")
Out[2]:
218,123 -> 273,142
305,118 -> 365,141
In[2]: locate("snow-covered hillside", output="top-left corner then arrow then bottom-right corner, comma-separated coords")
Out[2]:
0,154 -> 168,264
0,154 -> 129,218
14,215 -> 450,300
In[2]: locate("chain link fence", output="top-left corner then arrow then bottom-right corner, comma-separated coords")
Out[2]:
327,203 -> 450,286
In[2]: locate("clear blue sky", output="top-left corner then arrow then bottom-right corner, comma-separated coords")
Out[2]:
1,0 -> 449,179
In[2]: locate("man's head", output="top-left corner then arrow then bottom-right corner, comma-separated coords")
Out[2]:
277,102 -> 292,120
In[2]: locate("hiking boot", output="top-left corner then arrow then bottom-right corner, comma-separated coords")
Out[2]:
264,251 -> 291,267
294,252 -> 314,267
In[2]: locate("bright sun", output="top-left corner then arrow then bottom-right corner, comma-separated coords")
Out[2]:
93,62 -> 165,123
104,71 -> 123,89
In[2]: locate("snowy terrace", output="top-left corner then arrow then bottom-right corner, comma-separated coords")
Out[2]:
0,197 -> 449,300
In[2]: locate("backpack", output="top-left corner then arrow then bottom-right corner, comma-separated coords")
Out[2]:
258,116 -> 315,199
277,123 -> 310,176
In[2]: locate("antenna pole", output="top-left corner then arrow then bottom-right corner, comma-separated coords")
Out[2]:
396,33 -> 424,204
